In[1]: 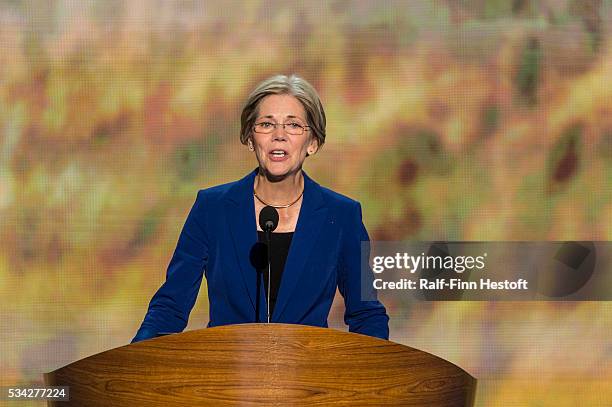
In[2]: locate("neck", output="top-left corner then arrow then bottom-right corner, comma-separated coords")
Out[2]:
254,169 -> 304,206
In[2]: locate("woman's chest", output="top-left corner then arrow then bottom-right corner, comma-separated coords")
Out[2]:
254,201 -> 302,233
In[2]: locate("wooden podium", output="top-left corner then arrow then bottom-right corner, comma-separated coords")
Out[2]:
44,324 -> 476,406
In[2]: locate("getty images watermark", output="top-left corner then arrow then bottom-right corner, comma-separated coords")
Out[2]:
360,242 -> 611,301
372,250 -> 527,291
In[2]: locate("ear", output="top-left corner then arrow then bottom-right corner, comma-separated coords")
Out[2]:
247,138 -> 254,151
307,137 -> 319,156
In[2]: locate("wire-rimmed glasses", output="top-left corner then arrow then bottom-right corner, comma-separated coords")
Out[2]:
253,121 -> 310,136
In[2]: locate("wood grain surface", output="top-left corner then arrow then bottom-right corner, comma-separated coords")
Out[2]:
44,324 -> 476,406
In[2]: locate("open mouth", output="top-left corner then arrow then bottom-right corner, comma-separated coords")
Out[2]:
269,150 -> 288,158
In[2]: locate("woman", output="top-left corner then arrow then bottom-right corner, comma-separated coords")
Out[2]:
132,74 -> 389,342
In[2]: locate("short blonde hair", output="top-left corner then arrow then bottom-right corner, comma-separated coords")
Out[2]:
240,74 -> 326,148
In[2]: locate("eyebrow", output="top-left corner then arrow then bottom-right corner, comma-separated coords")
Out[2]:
258,114 -> 304,120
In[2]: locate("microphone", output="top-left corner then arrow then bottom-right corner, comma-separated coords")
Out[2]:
258,206 -> 278,323
259,205 -> 279,232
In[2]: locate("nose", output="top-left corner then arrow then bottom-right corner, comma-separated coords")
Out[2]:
272,124 -> 288,140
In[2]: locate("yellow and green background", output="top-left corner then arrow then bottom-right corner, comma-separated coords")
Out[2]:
0,1 -> 610,405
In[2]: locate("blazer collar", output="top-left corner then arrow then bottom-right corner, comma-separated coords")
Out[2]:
225,169 -> 327,320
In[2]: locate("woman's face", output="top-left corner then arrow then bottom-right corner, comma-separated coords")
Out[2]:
250,94 -> 318,180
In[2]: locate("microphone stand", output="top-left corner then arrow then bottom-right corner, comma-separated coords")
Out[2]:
264,222 -> 272,324
259,205 -> 278,324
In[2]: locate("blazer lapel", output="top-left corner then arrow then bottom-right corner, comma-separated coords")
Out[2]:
273,172 -> 328,321
225,169 -> 259,311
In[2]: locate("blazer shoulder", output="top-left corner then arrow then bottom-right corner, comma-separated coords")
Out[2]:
196,179 -> 241,202
316,184 -> 361,211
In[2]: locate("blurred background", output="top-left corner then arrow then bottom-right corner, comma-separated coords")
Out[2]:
0,0 -> 610,405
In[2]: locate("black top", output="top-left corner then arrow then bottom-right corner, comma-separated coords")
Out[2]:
257,231 -> 294,317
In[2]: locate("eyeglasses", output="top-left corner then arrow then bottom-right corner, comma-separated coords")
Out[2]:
253,121 -> 310,136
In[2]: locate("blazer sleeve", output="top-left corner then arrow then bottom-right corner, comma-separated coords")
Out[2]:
337,201 -> 389,340
131,190 -> 209,343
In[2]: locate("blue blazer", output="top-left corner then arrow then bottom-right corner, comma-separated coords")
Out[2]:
132,170 -> 389,342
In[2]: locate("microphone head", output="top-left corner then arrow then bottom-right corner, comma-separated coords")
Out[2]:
259,206 -> 279,232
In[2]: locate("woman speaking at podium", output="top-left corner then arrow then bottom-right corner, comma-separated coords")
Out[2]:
132,75 -> 389,343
